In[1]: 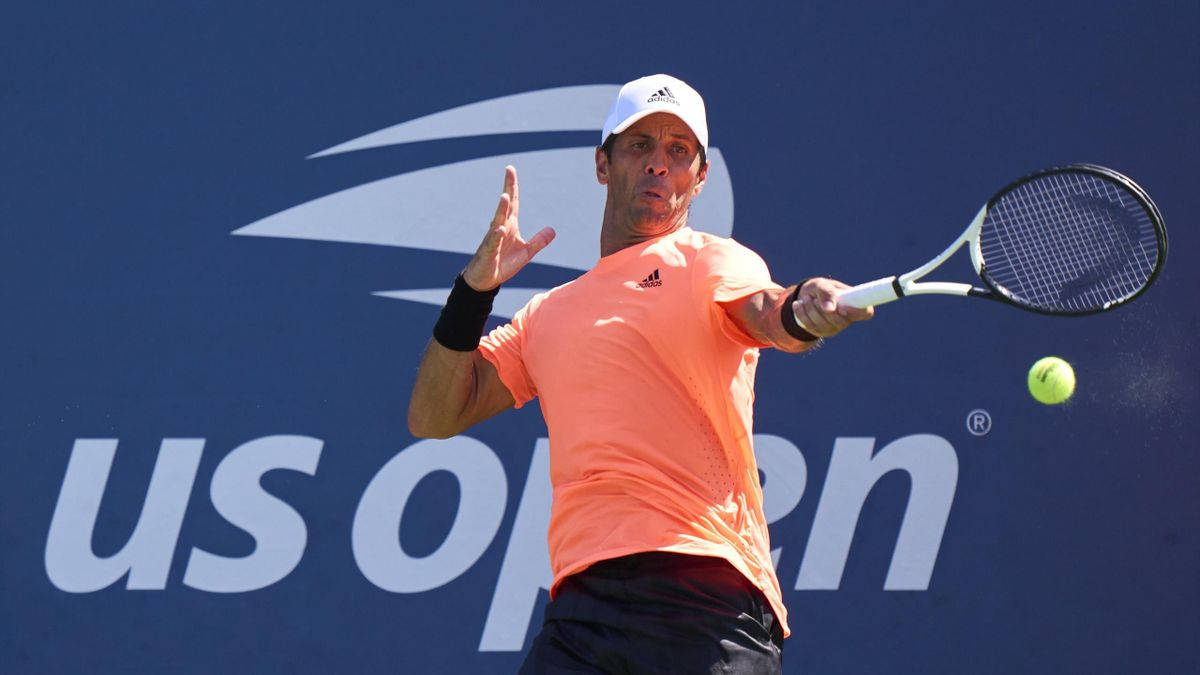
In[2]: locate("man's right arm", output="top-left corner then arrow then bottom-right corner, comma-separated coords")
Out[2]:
407,341 -> 514,439
406,165 -> 554,439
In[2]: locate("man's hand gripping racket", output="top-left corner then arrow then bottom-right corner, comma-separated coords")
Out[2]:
835,164 -> 1167,315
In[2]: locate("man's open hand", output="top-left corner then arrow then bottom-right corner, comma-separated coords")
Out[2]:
461,166 -> 556,291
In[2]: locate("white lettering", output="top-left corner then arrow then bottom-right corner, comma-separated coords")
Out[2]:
479,439 -> 552,652
352,436 -> 506,592
795,434 -> 958,590
45,438 -> 204,592
182,435 -> 322,592
42,431 -> 957,606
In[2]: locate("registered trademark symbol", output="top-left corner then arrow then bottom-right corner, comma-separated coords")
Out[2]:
966,409 -> 992,436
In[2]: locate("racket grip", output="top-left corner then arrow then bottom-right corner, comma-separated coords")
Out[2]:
837,276 -> 901,309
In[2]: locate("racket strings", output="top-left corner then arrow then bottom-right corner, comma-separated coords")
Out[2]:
979,172 -> 1160,312
986,174 -> 1156,309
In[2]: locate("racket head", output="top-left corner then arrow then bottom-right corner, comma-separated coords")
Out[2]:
971,164 -> 1167,315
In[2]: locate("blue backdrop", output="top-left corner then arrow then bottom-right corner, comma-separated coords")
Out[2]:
3,2 -> 1197,673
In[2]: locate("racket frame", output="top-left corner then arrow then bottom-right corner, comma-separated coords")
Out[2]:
836,164 -> 1167,315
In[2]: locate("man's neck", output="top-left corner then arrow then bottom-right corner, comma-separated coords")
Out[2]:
598,206 -> 688,257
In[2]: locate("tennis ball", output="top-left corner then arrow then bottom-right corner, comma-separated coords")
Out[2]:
1027,356 -> 1075,405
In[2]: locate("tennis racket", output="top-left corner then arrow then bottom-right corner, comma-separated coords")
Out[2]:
837,164 -> 1167,315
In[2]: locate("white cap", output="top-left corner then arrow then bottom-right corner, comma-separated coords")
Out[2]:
600,74 -> 708,153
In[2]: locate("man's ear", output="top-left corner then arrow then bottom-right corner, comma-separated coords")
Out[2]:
692,159 -> 709,197
595,146 -> 609,185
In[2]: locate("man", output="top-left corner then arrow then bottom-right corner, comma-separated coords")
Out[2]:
408,74 -> 873,673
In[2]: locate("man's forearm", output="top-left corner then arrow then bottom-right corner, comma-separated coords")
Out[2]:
722,278 -> 873,352
723,286 -> 820,354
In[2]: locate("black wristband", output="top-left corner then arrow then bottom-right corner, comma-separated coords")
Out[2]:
781,281 -> 821,342
433,274 -> 500,351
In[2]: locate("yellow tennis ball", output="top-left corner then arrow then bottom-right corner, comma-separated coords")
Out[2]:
1027,356 -> 1075,404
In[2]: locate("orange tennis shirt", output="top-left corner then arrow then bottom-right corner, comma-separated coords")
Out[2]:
478,226 -> 790,636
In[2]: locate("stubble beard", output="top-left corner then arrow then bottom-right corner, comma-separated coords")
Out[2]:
624,192 -> 689,237
600,180 -> 696,255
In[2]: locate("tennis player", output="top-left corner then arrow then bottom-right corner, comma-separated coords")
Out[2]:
408,74 -> 873,673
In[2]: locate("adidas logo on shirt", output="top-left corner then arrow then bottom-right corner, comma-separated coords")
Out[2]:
635,269 -> 662,288
646,87 -> 679,105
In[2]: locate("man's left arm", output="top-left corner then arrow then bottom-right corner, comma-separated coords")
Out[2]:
719,278 -> 874,353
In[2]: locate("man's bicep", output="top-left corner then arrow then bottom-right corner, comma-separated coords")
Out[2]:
717,289 -> 777,347
467,351 -> 517,424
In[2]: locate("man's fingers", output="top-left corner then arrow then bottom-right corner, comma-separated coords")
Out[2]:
837,303 -> 875,321
829,288 -> 874,321
801,278 -> 875,325
811,285 -> 839,313
500,165 -> 519,220
791,303 -> 819,336
502,165 -> 515,196
527,227 -> 556,256
795,296 -> 848,335
793,300 -> 836,336
508,166 -> 519,218
491,192 -> 511,229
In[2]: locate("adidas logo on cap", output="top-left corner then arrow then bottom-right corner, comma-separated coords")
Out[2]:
646,87 -> 679,106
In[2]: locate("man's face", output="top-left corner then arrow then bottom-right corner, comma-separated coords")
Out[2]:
596,112 -> 708,235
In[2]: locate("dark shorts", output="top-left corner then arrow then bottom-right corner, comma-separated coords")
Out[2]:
519,552 -> 784,674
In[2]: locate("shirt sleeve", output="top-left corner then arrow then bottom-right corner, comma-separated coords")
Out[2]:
694,236 -> 784,347
477,300 -> 538,409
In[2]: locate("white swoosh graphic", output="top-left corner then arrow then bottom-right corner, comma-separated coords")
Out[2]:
235,85 -> 735,317
233,146 -> 733,272
309,85 -> 620,158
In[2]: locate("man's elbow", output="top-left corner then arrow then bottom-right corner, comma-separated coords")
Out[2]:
407,416 -> 433,439
407,405 -> 457,439
408,419 -> 458,440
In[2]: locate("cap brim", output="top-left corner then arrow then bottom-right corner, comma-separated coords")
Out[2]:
609,109 -> 661,136
605,108 -> 706,150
